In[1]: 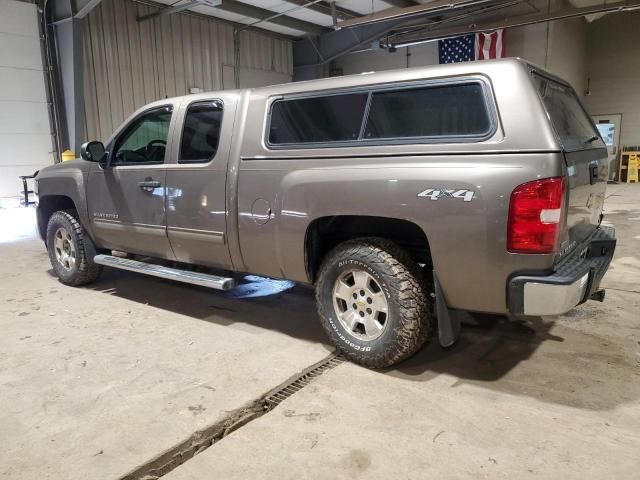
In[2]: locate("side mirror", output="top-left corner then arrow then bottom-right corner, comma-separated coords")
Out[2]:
80,141 -> 106,163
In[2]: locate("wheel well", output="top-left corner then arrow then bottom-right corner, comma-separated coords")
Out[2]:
305,216 -> 432,282
37,195 -> 77,240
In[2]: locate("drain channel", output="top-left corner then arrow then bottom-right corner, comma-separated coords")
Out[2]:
119,353 -> 343,480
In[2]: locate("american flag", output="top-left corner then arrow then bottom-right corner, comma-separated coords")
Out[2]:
438,29 -> 506,64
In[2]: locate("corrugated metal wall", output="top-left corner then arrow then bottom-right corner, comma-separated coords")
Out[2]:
82,0 -> 293,141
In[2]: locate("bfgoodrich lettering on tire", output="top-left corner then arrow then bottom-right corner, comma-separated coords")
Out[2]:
46,211 -> 103,286
315,238 -> 434,368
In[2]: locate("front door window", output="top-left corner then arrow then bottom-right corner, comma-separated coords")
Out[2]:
112,106 -> 172,165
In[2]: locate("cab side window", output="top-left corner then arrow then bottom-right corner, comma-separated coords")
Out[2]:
179,101 -> 223,163
112,106 -> 172,165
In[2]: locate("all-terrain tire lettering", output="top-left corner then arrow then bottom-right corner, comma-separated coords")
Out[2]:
315,238 -> 434,369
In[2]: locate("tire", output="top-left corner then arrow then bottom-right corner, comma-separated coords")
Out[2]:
46,210 -> 103,286
315,238 -> 434,369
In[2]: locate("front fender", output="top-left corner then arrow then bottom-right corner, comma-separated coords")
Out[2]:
36,160 -> 95,239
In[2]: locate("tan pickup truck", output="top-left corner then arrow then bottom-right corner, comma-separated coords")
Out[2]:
35,58 -> 616,368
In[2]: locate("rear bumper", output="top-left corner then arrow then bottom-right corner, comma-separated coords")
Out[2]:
508,226 -> 616,316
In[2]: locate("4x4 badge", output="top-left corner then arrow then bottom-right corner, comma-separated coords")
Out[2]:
417,188 -> 475,202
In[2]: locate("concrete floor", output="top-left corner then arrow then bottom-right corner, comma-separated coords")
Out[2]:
1,184 -> 639,479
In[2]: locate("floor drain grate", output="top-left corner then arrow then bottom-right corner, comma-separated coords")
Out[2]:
262,355 -> 343,409
119,353 -> 343,480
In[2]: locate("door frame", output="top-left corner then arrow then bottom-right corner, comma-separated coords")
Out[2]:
592,113 -> 623,181
163,94 -> 238,270
87,103 -> 181,258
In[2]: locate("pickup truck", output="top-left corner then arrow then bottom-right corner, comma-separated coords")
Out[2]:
35,58 -> 616,368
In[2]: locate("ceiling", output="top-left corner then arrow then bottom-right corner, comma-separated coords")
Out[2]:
147,0 -> 640,41
150,0 -> 423,37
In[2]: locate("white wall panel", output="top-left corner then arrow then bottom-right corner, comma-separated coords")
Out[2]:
0,0 -> 53,198
0,101 -> 50,133
0,66 -> 47,102
83,0 -> 293,142
0,134 -> 52,163
0,164 -> 46,199
0,32 -> 43,70
542,18 -> 586,94
508,23 -> 548,67
0,0 -> 38,37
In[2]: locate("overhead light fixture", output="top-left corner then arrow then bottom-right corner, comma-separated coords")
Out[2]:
393,37 -> 440,49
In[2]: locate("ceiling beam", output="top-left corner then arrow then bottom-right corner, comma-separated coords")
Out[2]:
50,0 -> 104,22
137,0 -> 220,22
293,14 -> 412,78
337,0 -> 499,29
127,0 -> 296,40
387,0 -> 524,41
216,0 -> 329,34
388,0 -> 640,45
281,0 -> 362,20
73,0 -> 104,18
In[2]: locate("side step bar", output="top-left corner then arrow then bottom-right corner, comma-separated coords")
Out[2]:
94,255 -> 236,291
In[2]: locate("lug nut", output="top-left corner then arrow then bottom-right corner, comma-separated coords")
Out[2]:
366,308 -> 372,314
360,290 -> 365,296
367,297 -> 372,304
359,311 -> 365,317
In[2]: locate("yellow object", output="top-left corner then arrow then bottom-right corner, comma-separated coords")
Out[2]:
61,150 -> 76,162
628,154 -> 639,183
619,151 -> 640,183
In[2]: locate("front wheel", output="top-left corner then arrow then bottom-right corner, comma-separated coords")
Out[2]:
46,211 -> 103,286
315,238 -> 433,369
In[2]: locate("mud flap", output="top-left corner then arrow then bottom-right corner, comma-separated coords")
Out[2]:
434,273 -> 461,348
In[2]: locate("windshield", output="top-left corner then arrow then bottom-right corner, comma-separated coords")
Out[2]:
533,73 -> 599,151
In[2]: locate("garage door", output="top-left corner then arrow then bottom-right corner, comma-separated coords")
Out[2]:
0,0 -> 53,198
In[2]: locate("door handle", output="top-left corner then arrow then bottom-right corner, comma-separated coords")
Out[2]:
138,178 -> 161,192
590,163 -> 599,185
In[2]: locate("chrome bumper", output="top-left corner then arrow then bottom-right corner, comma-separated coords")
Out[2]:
522,272 -> 590,316
508,226 -> 616,316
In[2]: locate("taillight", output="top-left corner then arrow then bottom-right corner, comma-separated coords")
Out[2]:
507,177 -> 565,253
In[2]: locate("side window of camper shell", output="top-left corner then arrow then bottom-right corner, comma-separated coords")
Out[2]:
267,81 -> 493,148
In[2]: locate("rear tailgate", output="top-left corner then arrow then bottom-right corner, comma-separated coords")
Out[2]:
532,73 -> 607,251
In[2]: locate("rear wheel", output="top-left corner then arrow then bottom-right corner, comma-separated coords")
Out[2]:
315,238 -> 433,368
46,211 -> 102,286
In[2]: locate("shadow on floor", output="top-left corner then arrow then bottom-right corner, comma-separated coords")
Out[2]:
87,267 -> 328,345
82,268 -> 639,411
390,313 -> 559,382
386,310 -> 640,411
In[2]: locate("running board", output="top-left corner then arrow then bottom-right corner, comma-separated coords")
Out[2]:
94,254 -> 235,291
